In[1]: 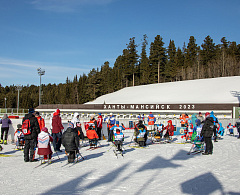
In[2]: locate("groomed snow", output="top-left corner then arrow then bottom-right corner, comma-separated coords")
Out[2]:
86,76 -> 240,104
0,132 -> 240,195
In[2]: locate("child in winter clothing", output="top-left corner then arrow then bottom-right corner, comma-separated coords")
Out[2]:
0,114 -> 12,144
86,125 -> 99,147
193,119 -> 202,137
113,129 -> 124,151
155,123 -> 164,138
37,127 -> 53,161
76,122 -> 84,140
135,120 -> 148,146
217,123 -> 225,137
227,123 -> 235,135
186,120 -> 194,140
35,112 -> 45,131
62,122 -> 80,163
163,120 -> 174,139
14,124 -> 24,149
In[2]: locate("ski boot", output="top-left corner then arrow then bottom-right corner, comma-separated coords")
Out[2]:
4,140 -> 7,145
0,140 -> 3,144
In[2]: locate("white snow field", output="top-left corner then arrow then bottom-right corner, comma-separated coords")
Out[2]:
0,132 -> 240,195
86,76 -> 240,104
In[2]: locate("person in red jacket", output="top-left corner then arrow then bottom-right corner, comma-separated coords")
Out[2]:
52,109 -> 64,152
97,113 -> 103,140
163,120 -> 174,139
35,112 -> 45,131
86,125 -> 99,147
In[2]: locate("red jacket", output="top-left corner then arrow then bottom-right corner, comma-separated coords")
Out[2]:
86,129 -> 99,140
52,113 -> 64,134
97,115 -> 103,129
164,120 -> 174,136
36,116 -> 45,131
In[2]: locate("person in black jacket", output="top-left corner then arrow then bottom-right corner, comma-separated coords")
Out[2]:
62,122 -> 80,163
201,115 -> 214,155
22,108 -> 40,162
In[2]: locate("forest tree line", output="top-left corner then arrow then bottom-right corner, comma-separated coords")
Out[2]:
1,35 -> 240,109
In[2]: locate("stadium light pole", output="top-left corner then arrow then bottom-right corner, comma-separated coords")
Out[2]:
16,85 -> 22,115
37,68 -> 45,106
4,97 -> 7,113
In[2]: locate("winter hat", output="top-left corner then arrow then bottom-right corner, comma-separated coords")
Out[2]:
17,124 -> 22,129
29,108 -> 35,114
3,114 -> 8,119
110,113 -> 113,116
41,127 -> 48,133
98,113 -> 101,116
56,109 -> 60,115
150,112 -> 152,114
199,112 -> 202,115
205,112 -> 210,118
68,122 -> 74,129
35,111 -> 40,116
116,121 -> 119,125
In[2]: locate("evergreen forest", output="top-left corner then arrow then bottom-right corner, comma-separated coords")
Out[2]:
1,35 -> 240,109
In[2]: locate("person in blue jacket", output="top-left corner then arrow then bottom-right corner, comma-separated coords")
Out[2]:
193,119 -> 203,137
210,111 -> 218,142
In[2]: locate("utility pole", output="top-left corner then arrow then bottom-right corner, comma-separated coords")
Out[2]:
16,85 -> 22,115
37,68 -> 45,106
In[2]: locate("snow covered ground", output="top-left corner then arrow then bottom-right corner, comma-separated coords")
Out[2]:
1,132 -> 240,195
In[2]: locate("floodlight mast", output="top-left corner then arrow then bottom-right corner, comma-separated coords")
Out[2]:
16,84 -> 22,115
37,68 -> 45,106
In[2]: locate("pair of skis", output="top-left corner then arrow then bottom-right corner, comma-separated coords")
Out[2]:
113,148 -> 124,158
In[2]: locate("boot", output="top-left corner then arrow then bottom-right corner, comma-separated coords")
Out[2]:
4,140 -> 7,145
0,140 -> 3,144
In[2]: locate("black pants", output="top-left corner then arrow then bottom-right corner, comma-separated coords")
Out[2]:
237,127 -> 240,137
24,139 -> 36,161
66,151 -> 77,163
204,137 -> 213,153
1,127 -> 9,140
97,128 -> 102,140
108,129 -> 113,142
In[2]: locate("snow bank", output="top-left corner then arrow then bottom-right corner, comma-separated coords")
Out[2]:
86,76 -> 240,104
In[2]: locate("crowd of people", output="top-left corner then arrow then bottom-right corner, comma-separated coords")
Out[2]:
0,109 -> 240,163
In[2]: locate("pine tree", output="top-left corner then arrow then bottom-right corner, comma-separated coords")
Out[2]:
149,35 -> 166,83
165,39 -> 177,82
200,35 -> 216,65
139,34 -> 150,84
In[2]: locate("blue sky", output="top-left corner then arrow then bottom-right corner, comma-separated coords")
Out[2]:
0,0 -> 240,87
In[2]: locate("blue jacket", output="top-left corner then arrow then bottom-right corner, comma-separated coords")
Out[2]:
210,111 -> 218,125
147,114 -> 156,123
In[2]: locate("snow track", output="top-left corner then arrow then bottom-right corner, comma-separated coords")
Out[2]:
0,133 -> 240,194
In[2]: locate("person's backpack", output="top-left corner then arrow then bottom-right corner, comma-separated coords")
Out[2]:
22,119 -> 32,135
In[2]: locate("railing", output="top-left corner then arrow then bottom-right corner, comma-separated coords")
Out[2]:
0,108 -> 28,115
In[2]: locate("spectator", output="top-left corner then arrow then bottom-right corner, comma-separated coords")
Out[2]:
0,114 -> 12,145
71,112 -> 80,128
52,109 -> 64,152
97,113 -> 103,140
22,108 -> 40,162
35,112 -> 45,131
147,112 -> 156,131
